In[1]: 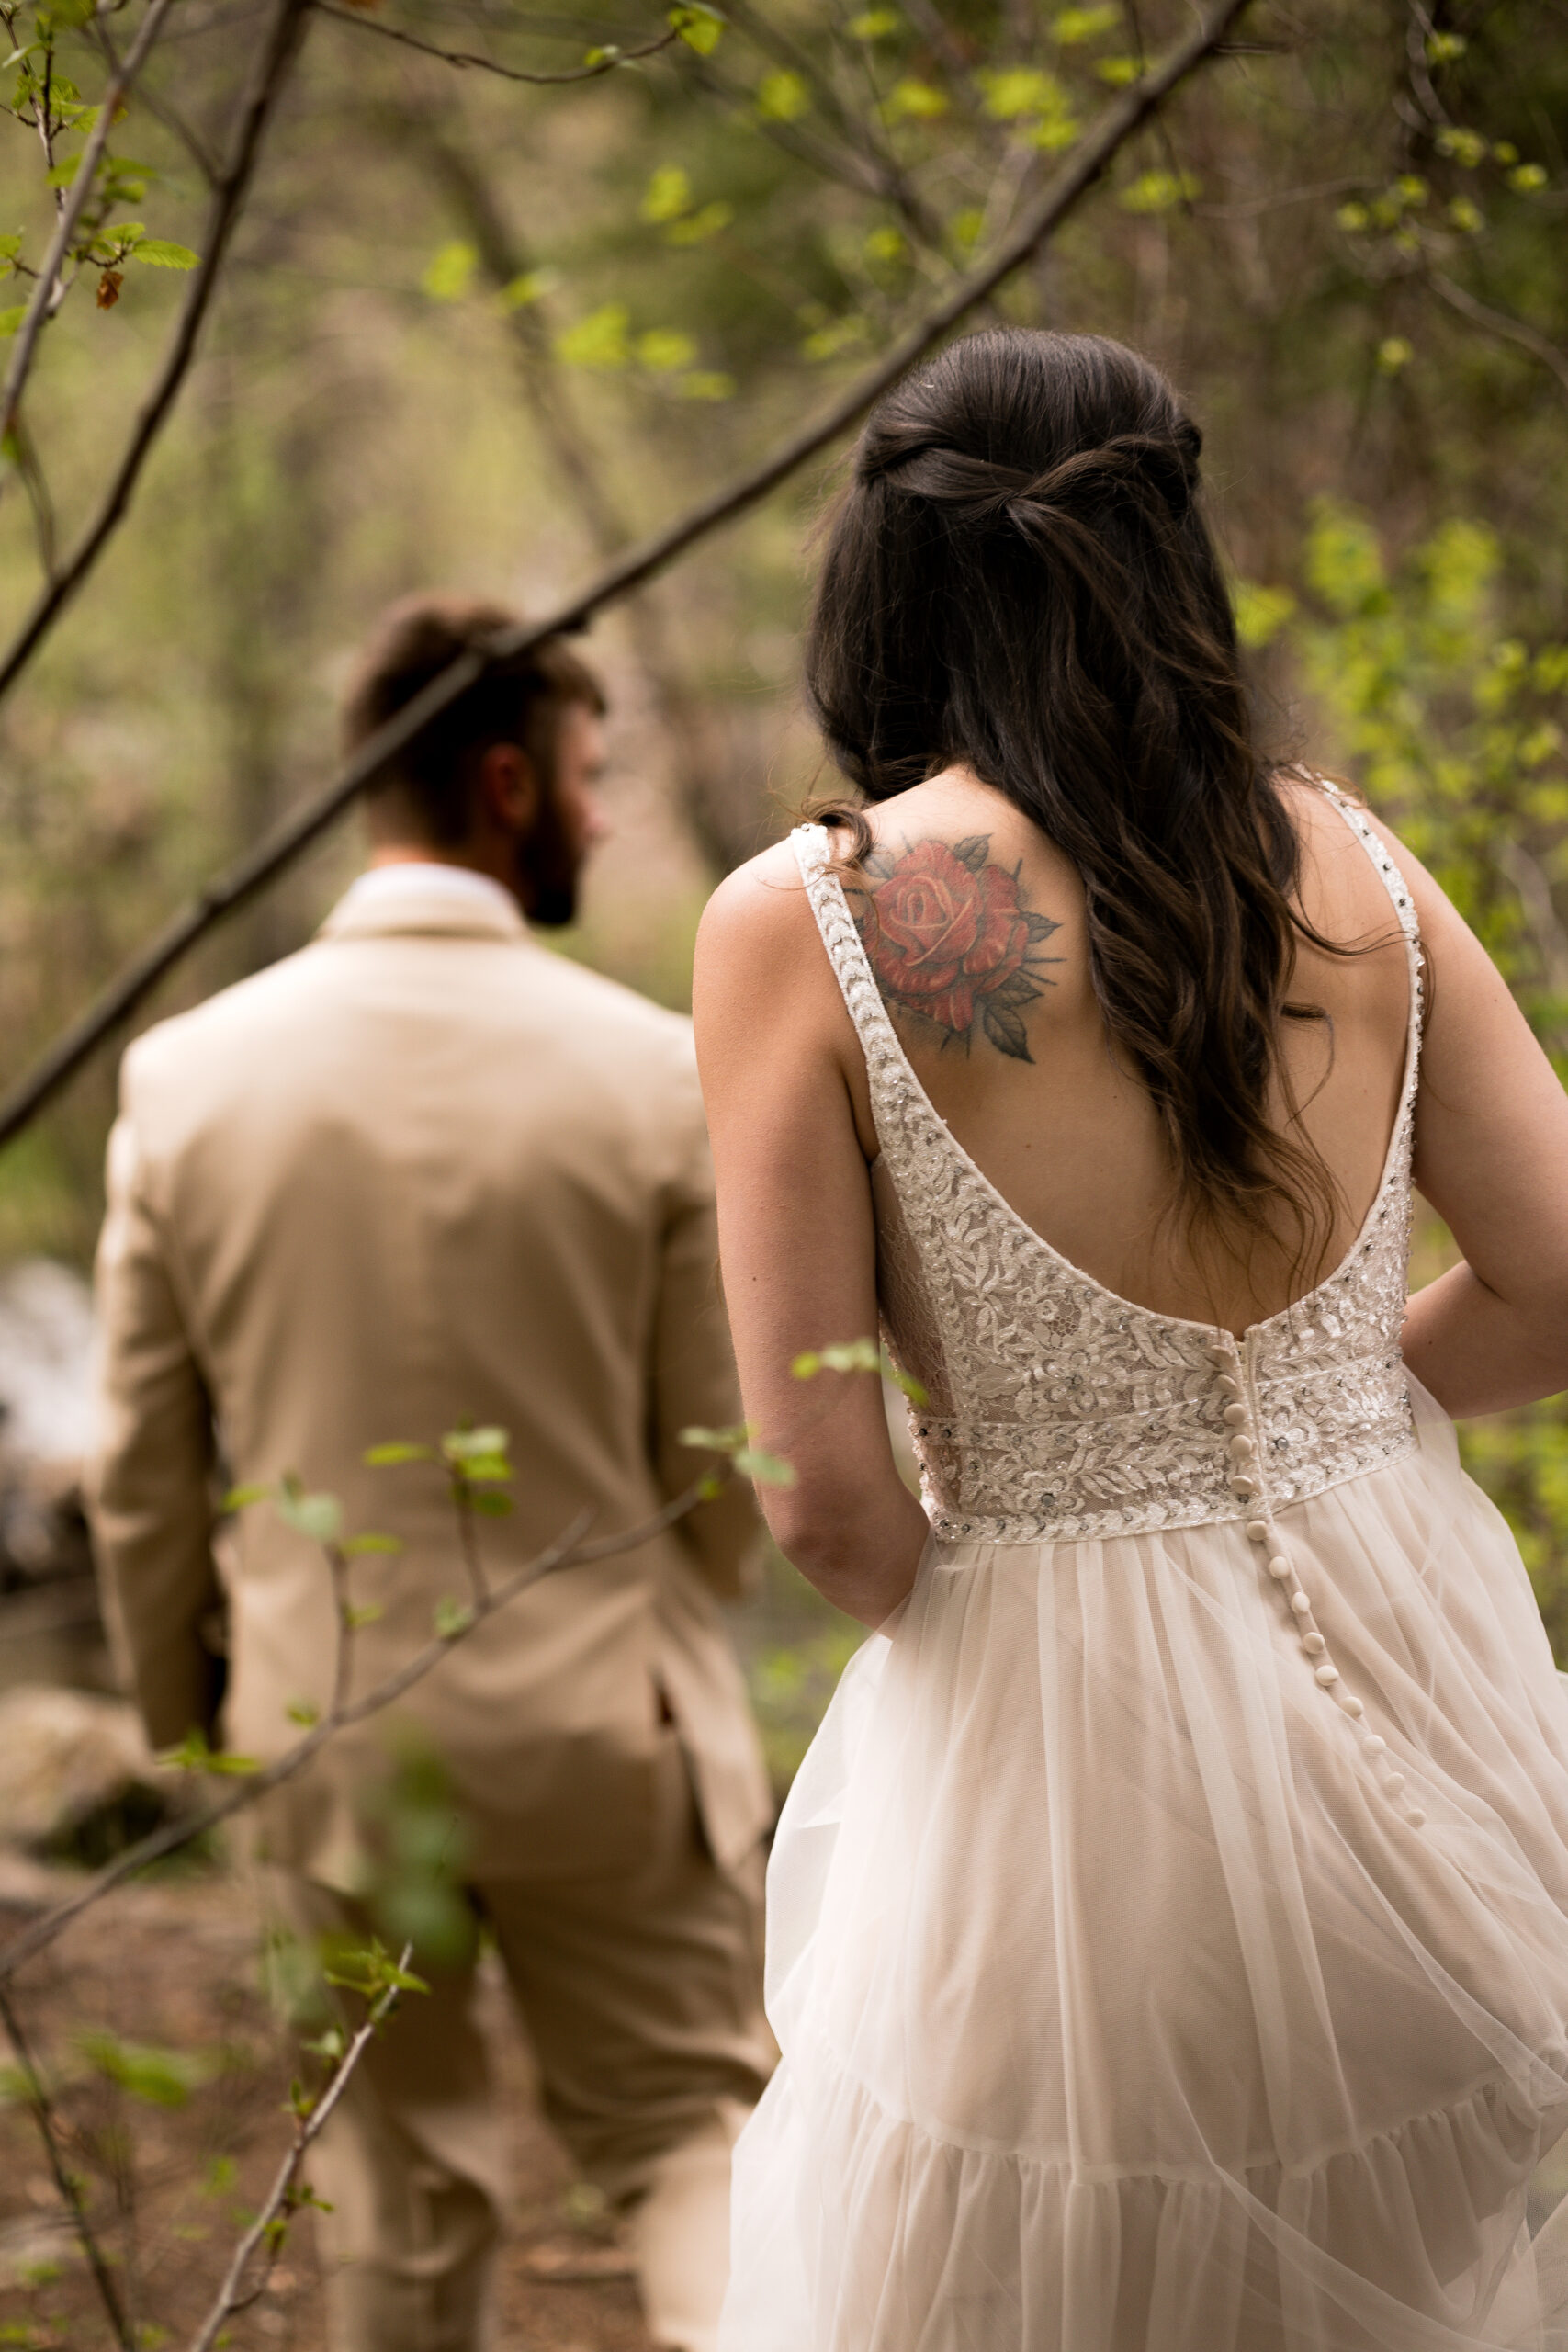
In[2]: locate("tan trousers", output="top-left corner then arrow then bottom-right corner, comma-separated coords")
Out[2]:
265,1765 -> 771,2352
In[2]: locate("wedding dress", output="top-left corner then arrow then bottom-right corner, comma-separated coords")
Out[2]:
719,791 -> 1568,2351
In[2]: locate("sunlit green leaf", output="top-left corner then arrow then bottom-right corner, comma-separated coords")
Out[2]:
365,1442 -> 435,1466
421,241 -> 479,301
131,240 -> 200,270
757,67 -> 810,121
669,2 -> 724,54
342,1532 -> 402,1555
434,1597 -> 476,1639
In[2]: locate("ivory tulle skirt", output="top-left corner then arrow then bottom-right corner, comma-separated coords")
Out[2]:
721,1386 -> 1568,2350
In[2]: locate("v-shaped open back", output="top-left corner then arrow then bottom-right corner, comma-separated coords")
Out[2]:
791,787 -> 1425,1544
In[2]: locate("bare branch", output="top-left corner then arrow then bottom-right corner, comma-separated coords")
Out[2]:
0,0 -> 183,440
0,1460 -> 734,1979
318,2 -> 679,83
182,1948 -> 413,2352
0,1979 -> 135,2350
0,0 -> 314,705
0,0 -> 1255,1148
1428,268 -> 1568,402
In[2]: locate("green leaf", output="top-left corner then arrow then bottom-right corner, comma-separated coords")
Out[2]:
641,163 -> 692,223
222,1482 -> 270,1512
285,1697 -> 321,1727
343,1601 -> 384,1629
0,303 -> 26,339
756,67 -> 810,121
677,369 -> 736,400
496,266 -> 556,311
884,77 -> 948,120
469,1489 -> 513,1517
679,1420 -> 756,1454
342,1532 -> 402,1555
45,156 -> 82,188
1234,581 -> 1297,650
76,2033 -> 209,2107
130,239 -> 199,269
1120,168 -> 1201,213
441,1425 -> 510,1464
1052,3 -> 1119,38
421,240 -> 479,301
1095,55 -> 1141,85
276,1487 -> 343,1544
434,1597 -> 476,1640
365,1442 -> 434,1466
158,1727 -> 262,1775
669,2 -> 724,54
0,233 -> 21,261
555,303 -> 632,369
637,326 -> 697,373
847,7 -> 901,34
734,1446 -> 797,1487
665,200 -> 733,244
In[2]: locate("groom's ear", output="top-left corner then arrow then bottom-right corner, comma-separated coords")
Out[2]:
477,741 -> 538,839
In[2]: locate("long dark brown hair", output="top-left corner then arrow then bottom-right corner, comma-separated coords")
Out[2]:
807,326 -> 1342,1275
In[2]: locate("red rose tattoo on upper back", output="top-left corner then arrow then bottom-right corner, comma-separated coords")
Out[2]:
859,834 -> 1062,1061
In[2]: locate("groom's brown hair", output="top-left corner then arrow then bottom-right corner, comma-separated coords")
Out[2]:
345,594 -> 605,847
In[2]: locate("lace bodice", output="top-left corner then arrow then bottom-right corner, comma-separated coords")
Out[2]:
793,791 -> 1424,1545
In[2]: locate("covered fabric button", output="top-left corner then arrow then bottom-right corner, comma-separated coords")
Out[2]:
1218,1374 -> 1242,1398
1246,1519 -> 1269,1542
1341,1695 -> 1365,1718
1315,1663 -> 1340,1685
1267,1555 -> 1291,1579
1302,1633 -> 1326,1655
1385,1771 -> 1405,1793
1364,1735 -> 1387,1755
1204,1342 -> 1235,1365
1290,1591 -> 1311,1615
1405,1809 -> 1427,1827
1230,1476 -> 1256,1497
1223,1403 -> 1248,1427
1229,1437 -> 1255,1463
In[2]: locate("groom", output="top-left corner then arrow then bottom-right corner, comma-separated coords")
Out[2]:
89,595 -> 774,2352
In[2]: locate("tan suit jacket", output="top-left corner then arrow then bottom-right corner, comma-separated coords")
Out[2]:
90,879 -> 772,1888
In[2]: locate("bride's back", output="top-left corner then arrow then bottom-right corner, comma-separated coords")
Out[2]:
837,768 -> 1414,1337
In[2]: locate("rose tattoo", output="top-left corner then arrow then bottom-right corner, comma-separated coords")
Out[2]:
859,834 -> 1062,1061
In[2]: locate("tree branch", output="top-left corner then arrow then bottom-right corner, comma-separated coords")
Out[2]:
1428,268 -> 1568,402
0,0 -> 314,705
0,0 -> 1254,1148
182,1949 -> 412,2352
318,2 -> 678,83
0,1978 -> 135,2350
0,1460 -> 728,1981
0,0 -> 182,439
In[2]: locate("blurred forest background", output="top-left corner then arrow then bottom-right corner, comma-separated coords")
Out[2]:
1,1 -> 1568,2340
1,0 -> 1568,1740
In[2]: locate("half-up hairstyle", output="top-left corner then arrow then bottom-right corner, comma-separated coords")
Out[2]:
807,326 -> 1340,1274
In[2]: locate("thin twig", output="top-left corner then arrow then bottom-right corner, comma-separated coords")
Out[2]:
0,1979 -> 135,2350
0,1465 -> 728,1980
0,0 -> 1254,1148
318,2 -> 678,82
1428,268 -> 1568,401
0,0 -> 314,703
0,0 -> 182,438
182,1946 -> 412,2352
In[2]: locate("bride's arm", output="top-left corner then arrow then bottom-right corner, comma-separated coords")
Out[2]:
694,844 -> 930,1628
1376,818 -> 1568,1416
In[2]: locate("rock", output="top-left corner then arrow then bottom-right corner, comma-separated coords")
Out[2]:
0,1258 -> 96,1475
0,1684 -> 175,1861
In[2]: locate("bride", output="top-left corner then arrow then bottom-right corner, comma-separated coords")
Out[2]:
693,328 -> 1568,2349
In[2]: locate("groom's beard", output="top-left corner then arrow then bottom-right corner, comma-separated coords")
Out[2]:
516,777 -> 582,928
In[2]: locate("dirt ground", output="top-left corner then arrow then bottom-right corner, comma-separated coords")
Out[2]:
0,1855 -> 657,2351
